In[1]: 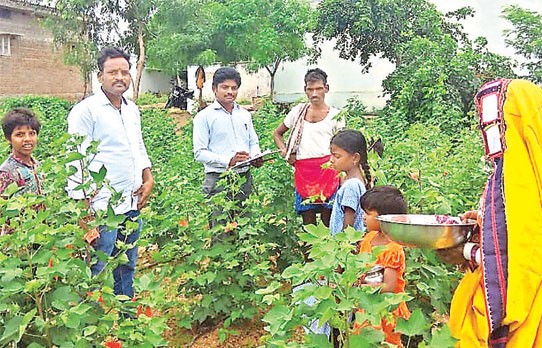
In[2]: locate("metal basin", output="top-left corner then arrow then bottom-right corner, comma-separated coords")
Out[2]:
377,214 -> 476,249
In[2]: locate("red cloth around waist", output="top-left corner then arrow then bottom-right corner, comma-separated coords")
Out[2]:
294,155 -> 339,201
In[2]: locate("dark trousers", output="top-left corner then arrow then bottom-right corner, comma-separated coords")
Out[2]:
202,171 -> 253,228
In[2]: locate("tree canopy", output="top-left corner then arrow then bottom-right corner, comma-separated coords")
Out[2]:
220,0 -> 313,95
313,0 -> 516,137
312,0 -> 446,70
147,0 -> 312,95
146,0 -> 229,77
503,5 -> 542,83
42,0 -> 121,94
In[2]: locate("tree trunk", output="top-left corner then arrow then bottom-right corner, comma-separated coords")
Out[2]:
265,58 -> 282,101
133,21 -> 145,101
83,73 -> 90,98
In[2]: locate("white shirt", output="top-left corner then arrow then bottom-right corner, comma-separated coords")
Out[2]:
66,88 -> 152,214
283,104 -> 344,160
193,101 -> 261,173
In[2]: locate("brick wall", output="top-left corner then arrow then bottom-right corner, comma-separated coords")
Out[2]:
0,4 -> 85,101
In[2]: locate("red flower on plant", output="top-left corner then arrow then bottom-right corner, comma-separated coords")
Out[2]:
178,219 -> 189,227
87,291 -> 104,304
136,305 -> 153,318
105,341 -> 122,348
224,221 -> 238,232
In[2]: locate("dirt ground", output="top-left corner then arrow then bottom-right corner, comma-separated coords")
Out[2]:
140,103 -> 192,131
138,247 -> 270,348
163,318 -> 268,348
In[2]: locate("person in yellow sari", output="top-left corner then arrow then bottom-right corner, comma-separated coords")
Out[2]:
439,79 -> 542,347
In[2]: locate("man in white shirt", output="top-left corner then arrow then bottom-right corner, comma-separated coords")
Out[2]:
193,67 -> 262,227
66,47 -> 154,298
273,68 -> 344,227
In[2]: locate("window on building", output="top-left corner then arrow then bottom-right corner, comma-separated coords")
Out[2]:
0,35 -> 10,56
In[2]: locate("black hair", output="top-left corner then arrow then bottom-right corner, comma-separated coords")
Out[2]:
97,47 -> 131,72
360,185 -> 407,215
304,68 -> 328,85
2,108 -> 41,139
330,129 -> 371,187
212,67 -> 241,88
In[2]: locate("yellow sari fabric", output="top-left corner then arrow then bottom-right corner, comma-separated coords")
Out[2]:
449,80 -> 542,347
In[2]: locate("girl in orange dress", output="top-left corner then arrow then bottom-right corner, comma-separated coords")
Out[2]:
353,185 -> 411,347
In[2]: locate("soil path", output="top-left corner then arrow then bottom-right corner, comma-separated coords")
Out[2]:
140,103 -> 192,132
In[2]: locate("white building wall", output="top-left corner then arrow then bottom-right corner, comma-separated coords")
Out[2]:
91,61 -> 171,99
273,39 -> 394,110
138,69 -> 172,95
186,64 -> 271,103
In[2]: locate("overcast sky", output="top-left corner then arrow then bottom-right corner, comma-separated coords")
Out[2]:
431,0 -> 542,59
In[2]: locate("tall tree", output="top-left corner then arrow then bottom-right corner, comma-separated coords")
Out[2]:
313,0 -> 516,137
147,0 -> 312,97
313,0 -> 446,70
219,0 -> 313,97
42,0 -> 157,100
121,0 -> 158,100
146,0 -> 229,81
502,5 -> 542,83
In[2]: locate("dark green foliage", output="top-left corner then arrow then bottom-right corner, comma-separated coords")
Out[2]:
503,5 -> 542,83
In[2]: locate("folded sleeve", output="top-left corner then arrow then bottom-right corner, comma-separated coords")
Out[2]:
283,104 -> 301,129
376,243 -> 406,272
339,179 -> 365,211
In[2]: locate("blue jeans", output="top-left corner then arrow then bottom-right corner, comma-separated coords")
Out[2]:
91,210 -> 142,298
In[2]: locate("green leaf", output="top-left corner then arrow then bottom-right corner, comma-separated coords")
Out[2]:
64,312 -> 81,329
27,343 -> 46,348
0,308 -> 36,344
89,165 -> 107,184
255,281 -> 282,295
65,151 -> 84,162
135,272 -> 154,291
396,308 -> 428,336
313,286 -> 333,300
51,286 -> 79,310
106,206 -> 126,227
1,268 -> 23,282
428,325 -> 457,347
83,325 -> 97,337
3,182 -> 20,196
281,264 -> 304,280
349,327 -> 385,346
306,333 -> 334,347
262,304 -> 292,336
